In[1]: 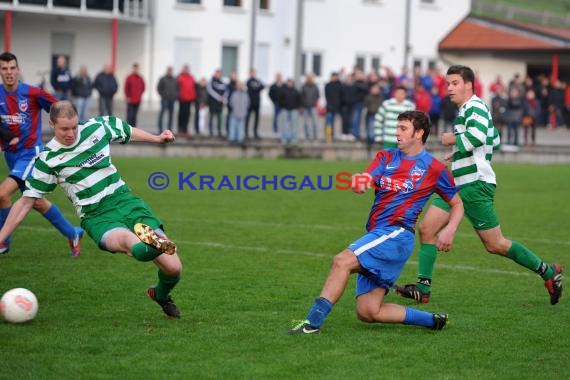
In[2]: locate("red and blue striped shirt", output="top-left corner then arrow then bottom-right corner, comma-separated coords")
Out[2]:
0,82 -> 57,151
364,148 -> 457,232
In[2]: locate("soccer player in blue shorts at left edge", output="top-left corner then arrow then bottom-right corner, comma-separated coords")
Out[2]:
0,51 -> 83,256
289,110 -> 463,334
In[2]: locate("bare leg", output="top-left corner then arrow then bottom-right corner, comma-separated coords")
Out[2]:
418,205 -> 450,244
476,226 -> 511,256
320,249 -> 362,304
356,287 -> 407,323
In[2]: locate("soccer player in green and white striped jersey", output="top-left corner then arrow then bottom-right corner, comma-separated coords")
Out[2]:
395,65 -> 563,306
373,85 -> 415,148
0,101 -> 184,318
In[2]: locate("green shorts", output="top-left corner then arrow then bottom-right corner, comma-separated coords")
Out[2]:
431,181 -> 499,230
80,190 -> 163,249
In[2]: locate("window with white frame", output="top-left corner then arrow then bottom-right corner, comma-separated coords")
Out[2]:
223,0 -> 242,7
371,56 -> 381,73
177,0 -> 201,4
355,56 -> 366,71
259,0 -> 270,10
302,51 -> 322,77
355,55 -> 381,73
222,45 -> 239,78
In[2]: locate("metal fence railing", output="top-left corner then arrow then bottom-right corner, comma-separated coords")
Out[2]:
471,0 -> 570,27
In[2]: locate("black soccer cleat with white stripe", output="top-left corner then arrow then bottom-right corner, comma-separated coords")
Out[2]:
430,313 -> 448,331
394,283 -> 431,303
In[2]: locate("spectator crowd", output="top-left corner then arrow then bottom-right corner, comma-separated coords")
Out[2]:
48,56 -> 570,147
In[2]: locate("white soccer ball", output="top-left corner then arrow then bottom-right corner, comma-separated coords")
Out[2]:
0,288 -> 39,323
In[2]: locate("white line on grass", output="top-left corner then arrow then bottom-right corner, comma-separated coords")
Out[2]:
17,226 -> 553,277
171,218 -> 570,247
179,239 -> 532,277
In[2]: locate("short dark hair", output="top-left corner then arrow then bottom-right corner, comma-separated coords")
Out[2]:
0,52 -> 18,66
393,85 -> 407,93
397,110 -> 431,144
49,100 -> 78,123
447,65 -> 475,90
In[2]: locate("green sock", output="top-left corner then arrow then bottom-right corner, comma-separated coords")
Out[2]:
155,270 -> 180,302
416,244 -> 437,293
131,242 -> 162,262
506,241 -> 553,280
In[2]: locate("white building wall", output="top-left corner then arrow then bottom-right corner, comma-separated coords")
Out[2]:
1,0 -> 471,109
257,0 -> 297,81
409,0 -> 471,67
2,13 -> 145,103
153,0 -> 253,81
441,52 -> 526,103
303,0 -> 408,76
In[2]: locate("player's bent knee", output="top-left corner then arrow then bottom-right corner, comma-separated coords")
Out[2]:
418,222 -> 437,241
483,240 -> 510,256
330,253 -> 350,272
0,192 -> 11,204
158,255 -> 183,277
356,309 -> 375,323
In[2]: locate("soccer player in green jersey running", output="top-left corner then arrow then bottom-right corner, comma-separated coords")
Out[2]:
0,100 -> 183,318
395,65 -> 563,306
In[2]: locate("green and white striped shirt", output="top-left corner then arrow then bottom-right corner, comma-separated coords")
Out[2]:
24,116 -> 132,218
373,98 -> 415,144
451,95 -> 501,187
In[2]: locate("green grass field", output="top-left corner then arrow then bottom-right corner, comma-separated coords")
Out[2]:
475,0 -> 570,14
473,0 -> 570,27
1,158 -> 569,380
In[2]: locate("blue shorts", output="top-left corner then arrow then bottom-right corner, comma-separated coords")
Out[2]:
348,226 -> 415,297
4,146 -> 41,189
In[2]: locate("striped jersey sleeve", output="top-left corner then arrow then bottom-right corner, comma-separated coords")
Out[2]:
24,116 -> 132,217
451,95 -> 498,187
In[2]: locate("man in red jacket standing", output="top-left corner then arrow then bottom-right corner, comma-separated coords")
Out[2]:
124,63 -> 145,127
177,64 -> 197,137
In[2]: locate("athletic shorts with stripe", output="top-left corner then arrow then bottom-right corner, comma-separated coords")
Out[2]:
81,190 -> 163,250
431,181 -> 499,231
4,146 -> 42,191
348,226 -> 415,297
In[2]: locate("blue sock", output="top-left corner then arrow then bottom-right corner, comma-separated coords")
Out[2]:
0,207 -> 12,243
306,297 -> 333,328
42,205 -> 76,239
403,307 -> 435,328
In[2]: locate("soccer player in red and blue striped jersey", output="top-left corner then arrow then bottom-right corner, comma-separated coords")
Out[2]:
289,110 -> 463,334
0,51 -> 83,256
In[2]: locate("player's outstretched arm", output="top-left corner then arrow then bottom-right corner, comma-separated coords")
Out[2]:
0,196 -> 36,244
130,127 -> 175,144
435,194 -> 463,252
